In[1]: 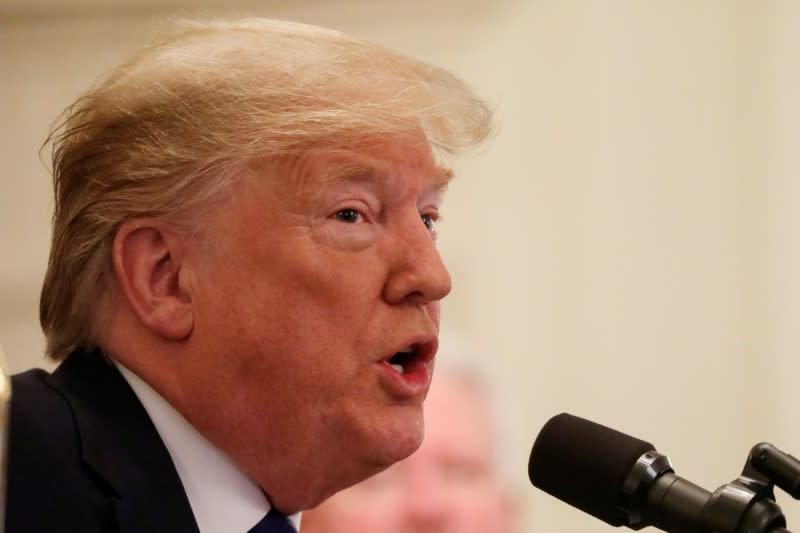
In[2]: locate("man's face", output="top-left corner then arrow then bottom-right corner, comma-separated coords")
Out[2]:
301,373 -> 514,533
177,136 -> 452,510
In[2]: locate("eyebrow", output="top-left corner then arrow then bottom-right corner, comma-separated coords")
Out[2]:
321,161 -> 454,190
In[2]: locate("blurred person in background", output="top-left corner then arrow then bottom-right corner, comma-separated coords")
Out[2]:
301,333 -> 518,533
6,18 -> 491,533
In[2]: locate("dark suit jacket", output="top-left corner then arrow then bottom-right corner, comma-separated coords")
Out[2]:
6,350 -> 200,533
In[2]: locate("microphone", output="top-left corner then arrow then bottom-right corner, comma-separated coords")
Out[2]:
528,413 -> 790,533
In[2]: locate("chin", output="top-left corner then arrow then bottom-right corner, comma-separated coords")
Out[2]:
370,408 -> 425,466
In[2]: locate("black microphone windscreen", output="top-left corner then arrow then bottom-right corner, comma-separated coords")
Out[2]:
528,413 -> 655,526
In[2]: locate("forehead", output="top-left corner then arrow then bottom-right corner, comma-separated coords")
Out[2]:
276,136 -> 454,194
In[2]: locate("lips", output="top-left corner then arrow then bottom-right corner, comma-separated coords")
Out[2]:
378,337 -> 437,398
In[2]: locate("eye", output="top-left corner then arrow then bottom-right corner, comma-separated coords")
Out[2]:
332,208 -> 363,224
421,213 -> 437,231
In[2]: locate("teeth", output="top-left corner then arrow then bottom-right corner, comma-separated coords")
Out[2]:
390,363 -> 405,375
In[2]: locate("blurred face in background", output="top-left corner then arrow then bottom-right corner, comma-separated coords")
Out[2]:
301,371 -> 515,533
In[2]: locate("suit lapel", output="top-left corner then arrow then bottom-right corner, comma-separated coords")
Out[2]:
48,350 -> 200,533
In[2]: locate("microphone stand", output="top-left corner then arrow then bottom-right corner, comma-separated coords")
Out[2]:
701,443 -> 800,533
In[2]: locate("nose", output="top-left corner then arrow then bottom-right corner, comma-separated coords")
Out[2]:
382,214 -> 452,306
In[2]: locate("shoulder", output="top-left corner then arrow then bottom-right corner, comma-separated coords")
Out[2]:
10,367 -> 67,425
6,367 -> 115,532
9,368 -> 78,453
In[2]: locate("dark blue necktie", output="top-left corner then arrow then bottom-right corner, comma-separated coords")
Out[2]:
247,508 -> 297,533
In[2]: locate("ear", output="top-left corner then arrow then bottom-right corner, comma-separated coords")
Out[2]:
111,219 -> 194,341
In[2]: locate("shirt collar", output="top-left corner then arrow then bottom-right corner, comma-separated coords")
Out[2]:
114,361 -> 301,532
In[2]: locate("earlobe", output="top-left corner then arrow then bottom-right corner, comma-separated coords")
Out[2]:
112,219 -> 194,341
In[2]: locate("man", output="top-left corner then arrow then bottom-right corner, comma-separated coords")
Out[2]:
301,334 -> 517,533
6,18 -> 491,532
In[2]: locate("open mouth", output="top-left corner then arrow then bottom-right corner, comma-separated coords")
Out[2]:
387,349 -> 418,375
379,340 -> 435,396
384,340 -> 435,378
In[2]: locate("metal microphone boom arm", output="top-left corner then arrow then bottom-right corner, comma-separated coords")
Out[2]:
701,442 -> 800,533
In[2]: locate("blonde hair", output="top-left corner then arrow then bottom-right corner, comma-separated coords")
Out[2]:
39,18 -> 493,361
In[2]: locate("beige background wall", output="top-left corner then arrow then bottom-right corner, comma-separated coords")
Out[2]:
1,1 -> 799,531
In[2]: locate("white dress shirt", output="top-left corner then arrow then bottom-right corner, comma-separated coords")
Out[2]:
115,362 -> 301,532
